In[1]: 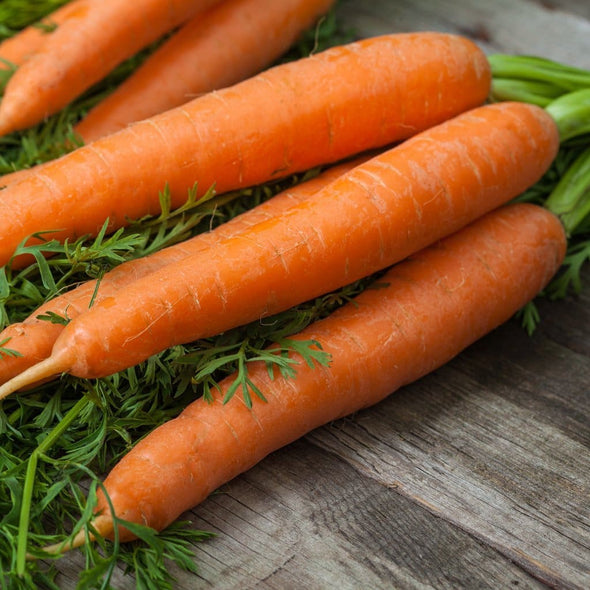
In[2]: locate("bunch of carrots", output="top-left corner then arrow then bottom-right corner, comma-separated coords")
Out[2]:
0,0 -> 589,587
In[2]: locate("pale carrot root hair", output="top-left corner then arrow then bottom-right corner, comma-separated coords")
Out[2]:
75,0 -> 337,142
0,0 -> 222,135
0,156 -> 367,385
0,32 -> 492,268
0,101 -> 560,399
43,202 -> 566,548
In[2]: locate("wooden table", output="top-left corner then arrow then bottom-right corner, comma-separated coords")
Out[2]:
56,1 -> 590,588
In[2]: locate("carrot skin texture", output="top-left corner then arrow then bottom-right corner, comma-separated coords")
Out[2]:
0,157 -> 365,385
9,101 -> 559,387
0,0 -> 91,69
95,203 -> 567,540
75,0 -> 337,142
0,0 -> 221,135
0,32 -> 491,267
0,167 -> 30,188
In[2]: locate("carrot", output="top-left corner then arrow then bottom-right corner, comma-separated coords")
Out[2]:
42,202 -> 566,547
75,0 -> 337,143
0,156 -> 366,385
0,166 -> 30,188
0,101 -> 560,399
0,0 -> 222,135
0,32 -> 491,268
0,0 -> 90,70
0,0 -> 326,185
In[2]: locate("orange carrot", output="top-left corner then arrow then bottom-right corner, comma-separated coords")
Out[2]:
75,0 -> 337,143
0,156 -> 366,385
0,32 -> 491,268
43,202 -> 566,547
0,0 -> 222,135
0,0 -> 90,70
0,167 -> 29,188
0,102 -> 559,399
0,0 -> 327,185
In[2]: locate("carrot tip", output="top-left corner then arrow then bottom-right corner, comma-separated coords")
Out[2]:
41,531 -> 88,556
0,120 -> 11,138
0,354 -> 70,400
39,515 -> 114,557
0,106 -> 16,137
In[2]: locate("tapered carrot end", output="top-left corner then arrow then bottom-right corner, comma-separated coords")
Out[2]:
0,117 -> 13,138
0,352 -> 71,400
38,515 -> 114,557
0,92 -> 29,137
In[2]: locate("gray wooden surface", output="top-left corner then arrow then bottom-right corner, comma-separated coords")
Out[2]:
54,1 -> 590,588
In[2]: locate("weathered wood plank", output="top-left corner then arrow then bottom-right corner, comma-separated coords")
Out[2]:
534,276 -> 590,358
335,0 -> 590,66
52,438 -> 552,589
542,0 -> 590,20
185,440 -> 549,590
306,313 -> 590,589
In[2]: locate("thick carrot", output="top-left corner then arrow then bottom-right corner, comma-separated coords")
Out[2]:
0,167 -> 30,188
75,0 -> 337,143
0,0 -> 221,135
0,32 -> 491,268
0,156 -> 366,385
44,202 -> 566,547
0,0 -> 91,70
0,102 -> 559,399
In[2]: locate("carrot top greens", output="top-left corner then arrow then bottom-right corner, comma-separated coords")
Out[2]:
489,53 -> 590,330
0,2 -> 588,588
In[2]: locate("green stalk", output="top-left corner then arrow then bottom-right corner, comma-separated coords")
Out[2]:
488,54 -> 590,91
490,78 -> 562,106
15,396 -> 91,576
545,89 -> 590,142
545,146 -> 590,235
490,54 -> 590,238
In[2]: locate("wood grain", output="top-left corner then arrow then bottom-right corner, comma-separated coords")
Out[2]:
307,318 -> 590,589
187,440 -> 550,589
336,0 -> 590,67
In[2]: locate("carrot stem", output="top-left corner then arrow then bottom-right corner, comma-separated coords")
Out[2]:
545,88 -> 590,142
545,145 -> 590,235
488,53 -> 590,92
17,396 -> 91,573
490,78 -> 561,107
489,53 -> 590,141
